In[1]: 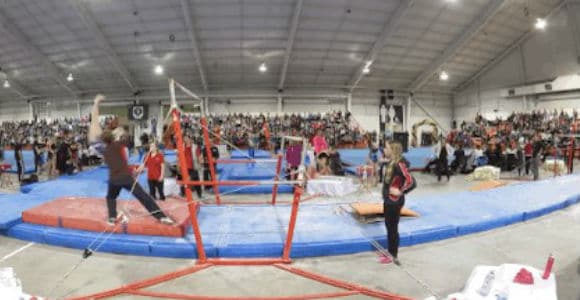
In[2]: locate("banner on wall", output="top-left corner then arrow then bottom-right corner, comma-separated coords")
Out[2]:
379,90 -> 404,141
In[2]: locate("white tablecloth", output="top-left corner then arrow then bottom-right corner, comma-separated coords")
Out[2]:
164,178 -> 181,196
306,176 -> 358,197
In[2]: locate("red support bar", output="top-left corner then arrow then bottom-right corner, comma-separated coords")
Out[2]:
205,258 -> 291,266
282,186 -> 303,261
274,264 -> 413,300
171,108 -> 207,263
201,117 -> 221,205
127,289 -> 359,300
271,154 -> 283,205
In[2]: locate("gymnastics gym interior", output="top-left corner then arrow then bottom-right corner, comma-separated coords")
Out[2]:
0,0 -> 579,299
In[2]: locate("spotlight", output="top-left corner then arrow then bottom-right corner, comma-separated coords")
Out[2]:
154,65 -> 164,75
259,62 -> 267,73
3,80 -> 9,88
439,71 -> 449,81
535,18 -> 547,30
362,60 -> 372,74
67,73 -> 74,82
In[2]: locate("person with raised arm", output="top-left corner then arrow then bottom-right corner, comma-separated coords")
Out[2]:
89,94 -> 174,226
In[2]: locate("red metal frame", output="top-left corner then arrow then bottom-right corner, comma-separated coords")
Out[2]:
172,109 -> 207,262
66,103 -> 412,300
170,106 -> 304,264
201,117 -> 221,205
68,262 -> 411,300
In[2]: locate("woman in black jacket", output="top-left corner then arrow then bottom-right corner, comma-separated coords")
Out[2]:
382,141 -> 414,265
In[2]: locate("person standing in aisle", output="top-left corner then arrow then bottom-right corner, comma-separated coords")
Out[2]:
531,132 -> 545,181
14,140 -> 24,182
382,141 -> 413,265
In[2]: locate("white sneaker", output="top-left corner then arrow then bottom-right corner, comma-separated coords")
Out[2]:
106,217 -> 116,226
159,217 -> 175,225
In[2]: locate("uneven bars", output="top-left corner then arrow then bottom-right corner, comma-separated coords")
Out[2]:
173,79 -> 201,101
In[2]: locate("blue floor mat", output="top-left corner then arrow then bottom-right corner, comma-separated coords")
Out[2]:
230,149 -> 271,159
4,155 -> 580,259
2,150 -> 40,174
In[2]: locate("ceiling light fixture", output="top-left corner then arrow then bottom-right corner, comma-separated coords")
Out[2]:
3,80 -> 9,88
362,61 -> 372,74
259,62 -> 267,73
439,71 -> 449,81
67,73 -> 74,82
535,18 -> 547,30
154,65 -> 164,75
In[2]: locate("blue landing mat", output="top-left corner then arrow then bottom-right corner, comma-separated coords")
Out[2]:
4,166 -> 580,259
215,161 -> 293,194
339,147 -> 454,174
2,150 -> 41,174
230,149 -> 271,159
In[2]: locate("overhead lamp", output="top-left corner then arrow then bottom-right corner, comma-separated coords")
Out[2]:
439,71 -> 449,81
535,18 -> 547,30
3,80 -> 9,88
362,60 -> 372,74
67,73 -> 74,82
154,65 -> 164,75
259,62 -> 267,73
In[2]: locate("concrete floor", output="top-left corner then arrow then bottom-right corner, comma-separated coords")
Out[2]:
1,170 -> 579,299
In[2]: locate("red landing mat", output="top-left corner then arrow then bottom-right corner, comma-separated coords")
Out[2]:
22,196 -> 193,237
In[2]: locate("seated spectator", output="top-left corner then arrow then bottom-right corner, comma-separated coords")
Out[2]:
327,146 -> 345,176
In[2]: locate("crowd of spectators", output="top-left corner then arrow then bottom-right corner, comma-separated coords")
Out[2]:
175,111 -> 372,150
0,117 -> 100,180
435,109 -> 578,179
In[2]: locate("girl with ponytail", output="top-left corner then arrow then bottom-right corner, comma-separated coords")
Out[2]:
382,141 -> 414,265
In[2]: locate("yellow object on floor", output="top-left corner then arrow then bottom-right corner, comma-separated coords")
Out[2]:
469,180 -> 508,191
350,202 -> 420,217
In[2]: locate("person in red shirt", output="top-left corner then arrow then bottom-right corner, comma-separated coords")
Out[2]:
144,142 -> 165,200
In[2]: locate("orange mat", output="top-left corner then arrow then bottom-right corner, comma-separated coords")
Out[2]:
22,196 -> 193,237
350,202 -> 420,217
469,180 -> 508,192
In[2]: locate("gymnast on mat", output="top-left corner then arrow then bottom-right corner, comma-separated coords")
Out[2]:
88,94 -> 175,226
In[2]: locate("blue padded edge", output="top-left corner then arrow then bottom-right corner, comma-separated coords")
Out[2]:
6,223 -> 213,258
523,201 -> 568,221
6,223 -> 47,243
408,225 -> 458,245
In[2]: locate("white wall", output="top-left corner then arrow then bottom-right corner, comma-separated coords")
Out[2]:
454,5 -> 580,122
0,100 -> 30,122
0,92 -> 453,137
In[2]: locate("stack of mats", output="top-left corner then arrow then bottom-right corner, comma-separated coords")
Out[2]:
22,196 -> 191,237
